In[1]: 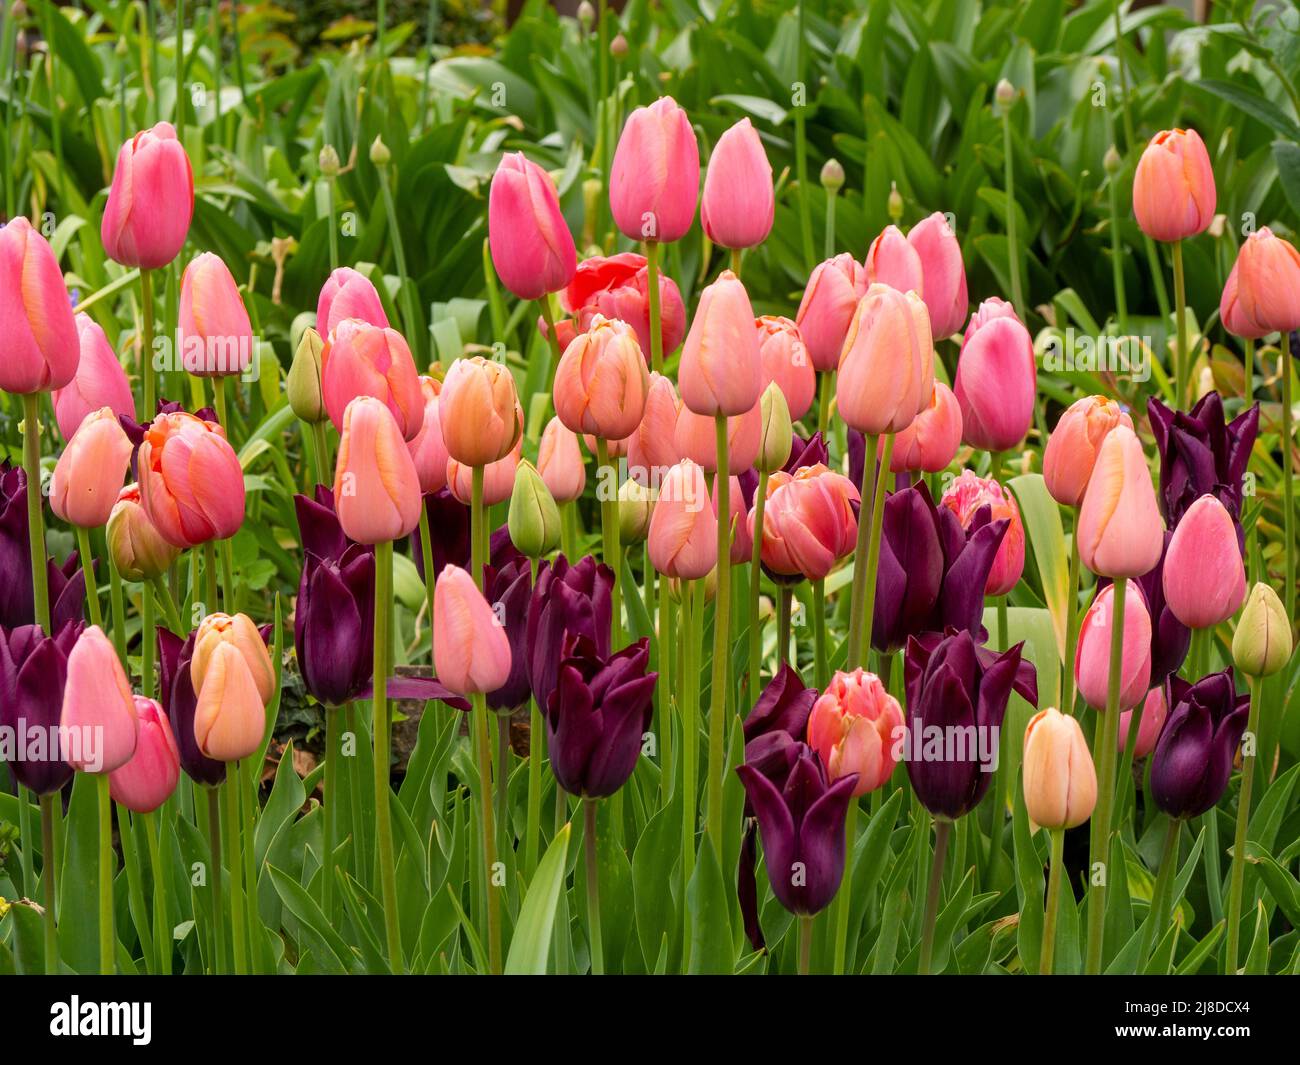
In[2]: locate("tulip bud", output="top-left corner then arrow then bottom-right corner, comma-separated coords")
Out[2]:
109,697 -> 181,814
1232,582 -> 1292,677
319,144 -> 341,177
886,182 -> 903,223
192,612 -> 276,707
1162,494 -> 1246,629
758,382 -> 793,474
618,478 -> 654,545
820,158 -> 845,193
288,327 -> 327,423
610,33 -> 628,58
61,626 -> 138,774
49,408 -> 133,528
107,484 -> 181,581
433,565 -> 513,695
1133,128 -> 1216,243
509,460 -> 561,558
369,135 -> 391,167
994,78 -> 1015,113
193,641 -> 267,762
577,1 -> 594,27
1022,707 -> 1096,829
1075,581 -> 1152,711
1103,144 -> 1122,175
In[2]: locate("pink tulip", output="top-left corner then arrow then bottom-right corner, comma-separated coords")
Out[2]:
553,315 -> 650,442
448,437 -> 521,507
1075,581 -> 1152,711
954,297 -> 1036,452
193,641 -> 266,762
700,118 -> 774,250
61,626 -> 138,774
626,371 -> 680,487
138,411 -> 245,547
1022,707 -> 1096,830
1076,424 -> 1164,579
52,314 -> 135,442
433,565 -> 513,695
713,474 -> 751,564
438,356 -> 521,467
407,375 -> 450,495
756,315 -> 815,422
679,270 -> 762,417
177,252 -> 254,377
488,152 -> 578,301
537,416 -> 586,503
1118,687 -> 1167,758
674,401 -> 761,474
836,283 -> 933,435
107,483 -> 181,581
1162,494 -> 1246,629
609,97 -> 699,244
1220,227 -> 1300,339
1133,128 -> 1216,243
1042,395 -> 1133,508
557,252 -> 687,359
752,464 -> 859,581
321,319 -> 423,442
808,669 -> 904,796
907,212 -> 969,340
100,121 -> 193,269
795,254 -> 867,372
939,470 -> 1025,596
317,267 -> 389,337
648,459 -> 718,580
0,217 -> 79,394
333,396 -> 423,544
865,224 -> 923,295
109,697 -> 180,814
888,381 -> 962,473
50,408 -> 133,529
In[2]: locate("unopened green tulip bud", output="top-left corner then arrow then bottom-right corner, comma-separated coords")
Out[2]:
820,158 -> 845,194
995,78 -> 1015,115
509,460 -> 561,558
758,382 -> 793,473
1103,145 -> 1121,175
577,1 -> 594,28
287,327 -> 327,423
611,33 -> 628,58
887,182 -> 903,223
619,479 -> 654,545
369,135 -> 391,167
1232,583 -> 1292,678
319,144 -> 341,178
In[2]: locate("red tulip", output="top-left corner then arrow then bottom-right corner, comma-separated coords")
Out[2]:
557,253 -> 687,359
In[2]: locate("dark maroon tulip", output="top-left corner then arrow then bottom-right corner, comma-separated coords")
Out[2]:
743,662 -> 816,747
872,482 -> 1007,654
1151,670 -> 1249,820
903,629 -> 1037,820
485,556 -> 532,712
409,488 -> 522,582
0,622 -> 83,794
739,433 -> 830,511
736,742 -> 857,916
738,819 -> 765,950
1103,531 -> 1189,687
0,462 -> 87,632
158,627 -> 226,786
545,634 -> 656,798
1147,393 -> 1258,528
295,484 -> 352,561
526,554 -> 614,713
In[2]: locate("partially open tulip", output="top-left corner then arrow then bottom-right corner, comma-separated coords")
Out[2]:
0,217 -> 79,394
101,121 -> 194,269
1232,582 -> 1292,678
321,319 -> 423,441
679,270 -> 762,417
625,372 -> 680,487
488,152 -> 578,301
1220,226 -> 1300,338
907,212 -> 969,340
50,408 -> 133,528
675,401 -> 761,474
1022,706 -> 1096,829
438,356 -> 521,467
107,484 -> 180,581
138,411 -> 246,547
109,697 -> 180,814
1119,686 -> 1167,758
837,283 -> 933,435
317,267 -> 389,337
1151,670 -> 1249,819
334,396 -> 423,544
537,416 -> 587,502
1163,494 -> 1246,629
406,375 -> 450,495
1075,581 -> 1152,711
61,625 -> 138,774
1148,392 -> 1258,526
448,437 -> 521,507
433,565 -> 513,695
609,97 -> 699,243
558,252 -> 687,358
178,252 -> 254,377
954,297 -> 1035,452
795,254 -> 867,372
0,622 -> 81,794
1133,128 -> 1216,243
53,314 -> 135,441
865,224 -> 923,294
940,470 -> 1025,596
1077,424 -> 1164,578
700,118 -> 774,250
808,669 -> 903,796
889,381 -> 962,473
553,315 -> 650,442
756,316 -> 815,422
192,612 -> 276,707
1043,395 -> 1133,507
648,459 -> 717,580
753,464 -> 859,581
193,641 -> 266,762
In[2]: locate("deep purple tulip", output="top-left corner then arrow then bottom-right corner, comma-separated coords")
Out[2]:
485,556 -> 532,712
0,461 -> 88,632
736,742 -> 857,916
158,627 -> 226,786
295,484 -> 352,561
1147,393 -> 1258,527
409,488 -> 522,581
526,554 -> 614,713
739,432 -> 831,506
872,482 -> 1007,654
545,634 -> 656,798
1150,670 -> 1249,820
903,629 -> 1038,820
0,622 -> 83,794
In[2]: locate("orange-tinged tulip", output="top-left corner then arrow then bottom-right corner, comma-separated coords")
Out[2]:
321,319 -> 423,441
1220,226 -> 1300,339
433,564 -> 513,695
0,217 -> 79,394
808,669 -> 904,796
674,400 -> 761,474
107,483 -> 180,581
1075,581 -> 1152,711
1133,128 -> 1216,243
1162,494 -> 1246,629
177,252 -> 254,377
836,283 -> 933,435
648,459 -> 717,580
907,212 -> 969,340
333,396 -> 423,544
193,640 -> 266,762
191,612 -> 276,707
1119,686 -> 1167,758
553,315 -> 649,442
49,407 -> 133,528
865,224 -> 923,295
679,270 -> 762,417
1022,706 -> 1096,829
537,416 -> 586,503
626,371 -> 680,487
407,375 -> 450,494
438,355 -> 521,467
888,381 -> 962,473
1076,424 -> 1164,578
109,697 -> 180,814
756,315 -> 815,422
700,118 -> 774,250
61,626 -> 138,774
52,314 -> 135,442
138,411 -> 246,547
796,253 -> 867,372
448,436 -> 521,506
1043,395 -> 1133,508
754,464 -> 859,581
100,122 -> 193,270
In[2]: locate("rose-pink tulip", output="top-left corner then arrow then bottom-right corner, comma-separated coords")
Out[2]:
648,460 -> 717,580
433,565 -> 513,695
138,411 -> 246,547
553,315 -> 650,442
1022,706 -> 1096,829
61,626 -> 138,774
438,356 -> 521,467
1118,687 -> 1167,758
1133,128 -> 1216,243
907,212 -> 969,340
488,152 -> 578,301
537,416 -> 586,503
700,118 -> 774,250
50,407 -> 133,529
177,252 -> 254,377
334,396 -> 423,544
100,121 -> 194,270
1043,395 -> 1133,508
109,697 -> 180,814
836,283 -> 933,435
888,381 -> 962,473
317,267 -> 389,337
0,217 -> 79,394
756,315 -> 815,422
865,224 -> 923,295
1219,226 -> 1300,339
407,376 -> 450,495
448,437 -> 521,507
626,371 -> 680,487
1076,424 -> 1164,578
807,669 -> 904,796
752,464 -> 859,581
674,401 -> 761,475
609,97 -> 699,244
193,641 -> 266,762
795,254 -> 867,372
1075,581 -> 1153,711
679,270 -> 762,417
940,470 -> 1025,596
321,319 -> 423,441
1162,494 -> 1246,629
53,314 -> 135,442
954,297 -> 1035,452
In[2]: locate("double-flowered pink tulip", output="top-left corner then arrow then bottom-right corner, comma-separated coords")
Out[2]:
807,669 -> 904,796
101,121 -> 193,269
488,152 -> 578,301
752,464 -> 859,581
940,470 -> 1025,596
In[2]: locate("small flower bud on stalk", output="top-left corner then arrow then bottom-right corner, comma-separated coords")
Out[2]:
757,382 -> 792,474
509,460 -> 562,558
287,327 -> 327,423
1232,583 -> 1292,678
618,478 -> 654,545
820,158 -> 845,194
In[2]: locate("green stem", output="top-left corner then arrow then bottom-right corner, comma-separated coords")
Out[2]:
1002,107 -> 1024,320
1244,337 -> 1255,407
595,438 -> 622,648
830,798 -> 859,974
325,173 -> 339,272
1107,143 -> 1128,337
40,794 -> 58,975
707,415 -> 731,852
812,579 -> 828,689
1172,240 -> 1188,406
174,0 -> 186,137
1282,332 -> 1295,623
858,434 -> 895,659
524,557 -> 543,877
144,810 -> 170,975
97,773 -> 115,974
659,582 -> 675,803
794,0 -> 814,272
372,538 -> 403,972
844,434 -> 878,667
1138,818 -> 1181,970
777,586 -> 792,666
377,166 -> 422,364
151,576 -> 186,637
223,773 -> 247,974
748,469 -> 770,695
1061,513 -> 1082,713
536,294 -> 564,401
817,372 -> 832,438
418,505 -> 437,667
918,818 -> 951,975
76,526 -> 103,630
21,393 -> 49,632
206,786 -> 226,974
798,914 -> 813,975
323,708 -> 338,917
1041,827 -> 1065,975
584,798 -> 604,975
108,553 -> 128,664
1224,678 -> 1261,974
680,579 -> 701,952
496,715 -> 511,860
645,242 -> 664,373
140,270 -> 156,424
824,189 -> 838,259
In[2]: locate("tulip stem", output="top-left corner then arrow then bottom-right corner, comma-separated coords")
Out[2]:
1040,827 -> 1065,975
748,469 -> 770,695
75,526 -> 104,630
1281,331 -> 1295,623
1001,103 -> 1025,320
817,373 -> 833,438
108,553 -> 128,663
143,810 -> 170,975
496,716 -> 511,858
418,504 -> 438,667
1061,512 -> 1082,714
372,538 -> 404,972
594,438 -> 622,648
845,433 -> 877,667
137,268 -> 157,421
524,559 -> 543,878
223,775 -> 248,974
793,0 -> 814,272
918,818 -> 951,975
680,579 -> 701,946
311,420 -> 332,488
1085,576 -> 1126,973
858,434 -> 895,660
1138,818 -> 1182,970
777,587 -> 792,666
798,915 -> 813,975
21,393 -> 50,632
206,786 -> 226,974
1225,678 -> 1261,974
1244,338 -> 1255,407
659,583 -> 675,803
150,576 -> 186,636
375,163 -> 422,366
97,773 -> 115,975
830,798 -> 859,974
537,295 -> 565,395
40,794 -> 58,975
1106,140 -> 1128,337
583,798 -> 604,975
1171,239 -> 1188,406
645,242 -> 664,373
323,708 -> 339,918
812,578 -> 828,689
325,172 -> 339,271
707,414 -> 732,854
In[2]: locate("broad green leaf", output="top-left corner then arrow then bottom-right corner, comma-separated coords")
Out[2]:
504,824 -> 571,975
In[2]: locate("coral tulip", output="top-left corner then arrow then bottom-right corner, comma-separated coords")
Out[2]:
888,381 -> 962,474
609,97 -> 699,244
49,408 -> 133,528
438,355 -> 521,467
553,315 -> 650,442
433,564 -> 513,695
448,437 -> 521,507
1162,494 -> 1246,629
756,315 -> 815,422
647,459 -> 717,580
954,297 -> 1035,452
700,118 -> 774,250
679,269 -> 762,417
674,401 -> 761,474
407,375 -> 450,495
752,464 -> 859,582
1022,706 -> 1096,830
138,411 -> 246,547
1075,581 -> 1152,711
1133,128 -> 1216,243
865,224 -> 923,295
100,121 -> 194,270
61,625 -> 138,774
488,152 -> 578,301
177,252 -> 254,377
0,217 -> 79,394
836,283 -> 933,435
940,470 -> 1025,597
53,314 -> 135,441
192,611 -> 276,707
109,697 -> 180,814
1043,395 -> 1133,508
1076,424 -> 1164,578
537,416 -> 587,502
334,396 -> 423,544
1220,227 -> 1300,338
193,641 -> 266,762
795,253 -> 867,372
807,669 -> 904,796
